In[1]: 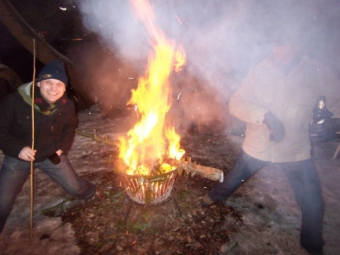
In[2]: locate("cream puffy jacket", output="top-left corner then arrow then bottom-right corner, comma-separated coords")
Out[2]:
230,54 -> 340,162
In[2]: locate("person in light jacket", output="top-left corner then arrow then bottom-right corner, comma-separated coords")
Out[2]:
202,41 -> 340,254
0,60 -> 96,234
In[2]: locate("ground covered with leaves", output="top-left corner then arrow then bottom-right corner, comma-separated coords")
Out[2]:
58,171 -> 241,255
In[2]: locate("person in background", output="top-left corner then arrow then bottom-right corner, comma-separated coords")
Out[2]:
202,38 -> 340,255
0,60 -> 96,234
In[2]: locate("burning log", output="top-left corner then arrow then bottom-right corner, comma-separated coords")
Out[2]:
114,158 -> 224,182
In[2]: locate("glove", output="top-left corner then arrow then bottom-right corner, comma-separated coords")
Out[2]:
263,111 -> 285,142
48,152 -> 61,165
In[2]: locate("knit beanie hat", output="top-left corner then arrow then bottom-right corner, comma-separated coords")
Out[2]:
37,60 -> 68,85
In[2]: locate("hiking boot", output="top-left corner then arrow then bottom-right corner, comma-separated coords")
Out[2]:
201,194 -> 215,208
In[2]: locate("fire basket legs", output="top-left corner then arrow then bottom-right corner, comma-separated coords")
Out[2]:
124,202 -> 133,223
172,191 -> 182,215
123,189 -> 182,223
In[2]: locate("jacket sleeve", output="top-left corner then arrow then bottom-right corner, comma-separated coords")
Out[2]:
57,102 -> 78,155
0,95 -> 28,157
229,68 -> 268,125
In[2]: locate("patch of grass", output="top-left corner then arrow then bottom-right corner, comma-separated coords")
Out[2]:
128,222 -> 151,233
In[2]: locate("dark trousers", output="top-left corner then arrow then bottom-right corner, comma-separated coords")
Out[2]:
208,150 -> 324,253
0,155 -> 96,234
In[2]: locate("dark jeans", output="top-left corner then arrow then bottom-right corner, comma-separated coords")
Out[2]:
281,160 -> 324,253
0,155 -> 96,233
209,151 -> 269,201
208,150 -> 324,253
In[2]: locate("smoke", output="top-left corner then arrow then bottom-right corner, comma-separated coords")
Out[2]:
73,0 -> 340,126
75,0 -> 150,62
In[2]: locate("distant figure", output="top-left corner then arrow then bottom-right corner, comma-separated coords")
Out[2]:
202,40 -> 340,254
0,60 -> 96,234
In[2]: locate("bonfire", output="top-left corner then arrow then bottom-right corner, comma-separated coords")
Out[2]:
117,0 -> 186,205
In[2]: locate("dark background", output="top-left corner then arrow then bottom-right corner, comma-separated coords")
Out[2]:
0,0 -> 86,82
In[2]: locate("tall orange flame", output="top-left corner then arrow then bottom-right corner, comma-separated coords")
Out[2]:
119,0 -> 185,176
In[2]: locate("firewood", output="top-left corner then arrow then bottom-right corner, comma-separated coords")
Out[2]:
164,158 -> 223,182
181,161 -> 223,182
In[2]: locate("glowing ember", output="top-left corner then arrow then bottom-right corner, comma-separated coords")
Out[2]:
118,0 -> 185,176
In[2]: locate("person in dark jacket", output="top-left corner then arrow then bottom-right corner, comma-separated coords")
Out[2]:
0,60 -> 96,234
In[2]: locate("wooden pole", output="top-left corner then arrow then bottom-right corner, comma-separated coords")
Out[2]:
30,39 -> 37,242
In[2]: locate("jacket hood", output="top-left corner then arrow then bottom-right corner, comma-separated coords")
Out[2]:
17,82 -> 41,111
18,82 -> 33,105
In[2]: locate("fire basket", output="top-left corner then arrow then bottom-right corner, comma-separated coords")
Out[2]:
121,169 -> 178,205
120,168 -> 181,222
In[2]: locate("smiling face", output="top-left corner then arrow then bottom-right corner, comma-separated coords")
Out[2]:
37,79 -> 66,104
